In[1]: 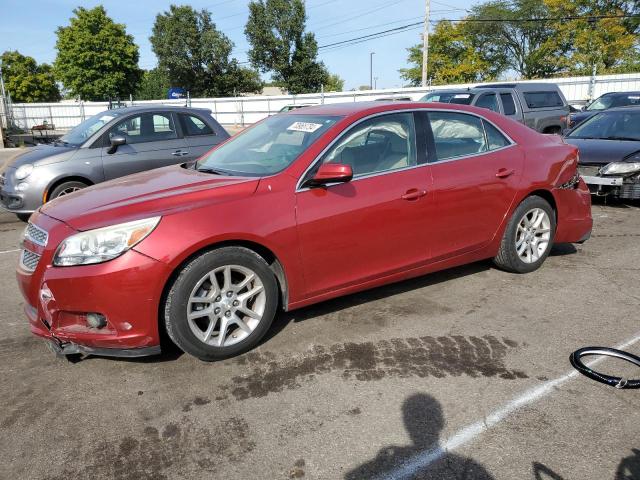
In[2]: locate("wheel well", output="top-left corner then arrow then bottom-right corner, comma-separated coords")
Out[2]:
161,240 -> 289,314
45,176 -> 93,202
527,189 -> 557,219
542,126 -> 561,134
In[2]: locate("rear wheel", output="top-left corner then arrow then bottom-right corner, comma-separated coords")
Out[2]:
164,247 -> 278,361
48,180 -> 88,200
493,195 -> 555,273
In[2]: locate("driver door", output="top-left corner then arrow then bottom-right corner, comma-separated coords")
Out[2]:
295,112 -> 434,298
101,112 -> 188,180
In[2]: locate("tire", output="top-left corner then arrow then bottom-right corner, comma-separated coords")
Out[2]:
48,180 -> 88,200
493,195 -> 556,273
16,213 -> 31,223
164,247 -> 279,361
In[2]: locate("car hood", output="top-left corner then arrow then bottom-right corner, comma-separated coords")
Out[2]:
3,144 -> 77,171
565,138 -> 640,165
41,164 -> 261,231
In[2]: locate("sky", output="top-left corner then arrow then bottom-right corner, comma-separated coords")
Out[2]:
0,0 -> 472,91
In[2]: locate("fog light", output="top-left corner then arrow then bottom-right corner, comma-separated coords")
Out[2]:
86,313 -> 107,329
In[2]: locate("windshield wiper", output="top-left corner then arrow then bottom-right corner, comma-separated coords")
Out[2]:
601,136 -> 640,142
197,167 -> 230,175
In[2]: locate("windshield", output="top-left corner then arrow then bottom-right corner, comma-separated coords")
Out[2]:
60,111 -> 120,146
421,92 -> 475,105
196,114 -> 341,176
586,95 -> 615,111
567,111 -> 640,141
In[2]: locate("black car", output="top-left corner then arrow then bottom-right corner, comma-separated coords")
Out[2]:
565,106 -> 640,200
569,91 -> 640,128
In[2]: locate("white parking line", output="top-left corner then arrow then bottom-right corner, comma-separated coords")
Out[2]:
0,249 -> 20,254
381,331 -> 640,480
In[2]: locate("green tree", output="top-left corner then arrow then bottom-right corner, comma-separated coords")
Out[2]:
150,5 -> 262,97
401,21 -> 496,86
464,0 -> 565,79
135,68 -> 170,100
324,73 -> 344,92
0,51 -> 60,103
54,6 -> 142,101
245,0 -> 329,94
544,0 -> 640,75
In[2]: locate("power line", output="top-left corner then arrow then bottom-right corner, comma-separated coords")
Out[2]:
433,13 -> 640,23
318,21 -> 423,49
310,0 -> 409,31
320,25 -> 423,53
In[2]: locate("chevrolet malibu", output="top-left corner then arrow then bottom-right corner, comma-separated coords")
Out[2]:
17,102 -> 593,361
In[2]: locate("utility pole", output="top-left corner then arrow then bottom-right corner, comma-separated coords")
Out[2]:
421,0 -> 431,87
0,65 -> 6,149
587,17 -> 598,101
370,52 -> 375,90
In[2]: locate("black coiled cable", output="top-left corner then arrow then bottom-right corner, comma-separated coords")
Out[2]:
570,347 -> 640,389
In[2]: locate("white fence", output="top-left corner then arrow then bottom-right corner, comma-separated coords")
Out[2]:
5,72 -> 640,131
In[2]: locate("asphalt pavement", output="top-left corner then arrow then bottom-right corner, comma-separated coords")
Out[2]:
1,201 -> 639,480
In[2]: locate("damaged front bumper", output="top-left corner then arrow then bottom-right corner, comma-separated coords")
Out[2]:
579,167 -> 640,199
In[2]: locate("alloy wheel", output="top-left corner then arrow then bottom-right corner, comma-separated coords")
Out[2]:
186,264 -> 266,347
515,208 -> 551,264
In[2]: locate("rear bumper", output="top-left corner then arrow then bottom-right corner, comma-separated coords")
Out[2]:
553,178 -> 593,243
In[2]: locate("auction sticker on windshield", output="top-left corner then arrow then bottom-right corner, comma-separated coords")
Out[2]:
287,122 -> 323,133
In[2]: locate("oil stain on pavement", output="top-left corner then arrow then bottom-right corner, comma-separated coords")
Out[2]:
226,335 -> 527,400
44,417 -> 255,480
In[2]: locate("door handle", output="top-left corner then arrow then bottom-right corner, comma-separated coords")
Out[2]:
496,168 -> 515,178
172,150 -> 190,157
401,189 -> 427,201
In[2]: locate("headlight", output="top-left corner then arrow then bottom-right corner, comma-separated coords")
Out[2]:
53,217 -> 161,266
15,164 -> 34,180
599,162 -> 640,175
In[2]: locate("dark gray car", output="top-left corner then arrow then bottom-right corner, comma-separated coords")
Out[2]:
0,105 -> 229,221
420,82 -> 570,134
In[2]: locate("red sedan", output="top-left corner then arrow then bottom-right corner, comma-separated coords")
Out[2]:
17,102 -> 592,361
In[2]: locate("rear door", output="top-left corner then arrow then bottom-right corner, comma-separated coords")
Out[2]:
423,110 -> 524,260
178,112 -> 226,160
475,92 -> 500,113
498,91 -> 524,123
101,111 -> 188,180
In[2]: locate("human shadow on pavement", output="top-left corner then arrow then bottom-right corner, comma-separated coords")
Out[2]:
345,393 -> 495,480
616,448 -> 640,480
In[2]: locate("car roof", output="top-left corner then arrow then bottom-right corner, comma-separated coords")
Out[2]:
103,105 -> 212,115
286,100 -> 492,118
476,82 -> 560,91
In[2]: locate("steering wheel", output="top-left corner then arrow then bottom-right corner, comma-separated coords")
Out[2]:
570,347 -> 640,389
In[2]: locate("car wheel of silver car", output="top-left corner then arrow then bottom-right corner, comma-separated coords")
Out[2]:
164,246 -> 279,361
493,195 -> 556,274
49,181 -> 89,200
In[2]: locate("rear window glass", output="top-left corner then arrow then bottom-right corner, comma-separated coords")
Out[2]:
500,93 -> 517,115
523,91 -> 564,109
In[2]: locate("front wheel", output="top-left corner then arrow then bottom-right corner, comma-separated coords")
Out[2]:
164,247 -> 279,361
493,195 -> 556,273
48,180 -> 88,200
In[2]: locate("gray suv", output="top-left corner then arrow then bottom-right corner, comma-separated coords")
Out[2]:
0,105 -> 229,221
420,82 -> 570,134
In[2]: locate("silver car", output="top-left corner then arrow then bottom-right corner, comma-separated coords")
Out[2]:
0,105 -> 229,221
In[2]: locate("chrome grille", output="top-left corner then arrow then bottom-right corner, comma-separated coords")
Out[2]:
25,223 -> 48,247
20,249 -> 41,273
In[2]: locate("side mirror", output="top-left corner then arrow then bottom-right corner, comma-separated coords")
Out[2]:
107,135 -> 126,154
307,163 -> 353,187
581,105 -> 587,111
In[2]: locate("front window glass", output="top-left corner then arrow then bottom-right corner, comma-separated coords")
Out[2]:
196,115 -> 340,176
60,111 -> 120,146
109,113 -> 177,144
567,111 -> 640,141
476,93 -> 499,112
422,92 -> 475,105
320,113 -> 417,177
428,112 -> 488,161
